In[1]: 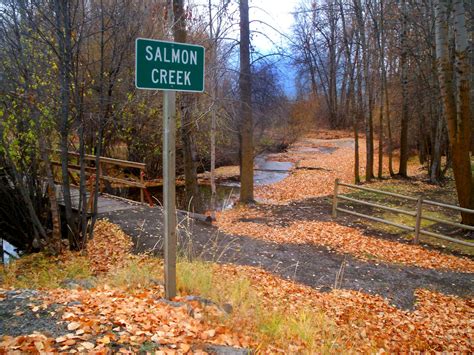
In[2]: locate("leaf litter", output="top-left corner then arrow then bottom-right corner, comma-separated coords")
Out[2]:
2,135 -> 473,352
215,264 -> 473,352
217,136 -> 474,272
216,206 -> 474,272
0,221 -> 248,353
1,218 -> 473,352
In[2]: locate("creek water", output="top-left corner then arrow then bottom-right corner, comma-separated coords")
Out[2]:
121,154 -> 294,212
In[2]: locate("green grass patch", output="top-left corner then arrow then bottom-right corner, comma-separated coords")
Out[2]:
254,306 -> 343,352
0,252 -> 92,289
177,259 -> 214,298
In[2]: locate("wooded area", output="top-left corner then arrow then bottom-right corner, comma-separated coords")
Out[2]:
291,0 -> 473,220
0,0 -> 291,253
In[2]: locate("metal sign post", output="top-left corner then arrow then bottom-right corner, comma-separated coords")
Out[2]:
135,37 -> 205,300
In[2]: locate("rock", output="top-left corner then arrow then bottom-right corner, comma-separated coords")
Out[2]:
60,278 -> 95,290
184,295 -> 233,315
204,344 -> 252,355
5,290 -> 39,299
222,303 -> 233,314
66,301 -> 82,307
319,286 -> 332,293
184,295 -> 215,306
156,298 -> 193,315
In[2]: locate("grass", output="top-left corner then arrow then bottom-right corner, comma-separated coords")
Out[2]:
0,252 -> 92,289
176,258 -> 346,353
100,257 -> 163,290
177,259 -> 214,298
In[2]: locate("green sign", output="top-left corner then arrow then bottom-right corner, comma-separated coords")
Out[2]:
135,38 -> 205,92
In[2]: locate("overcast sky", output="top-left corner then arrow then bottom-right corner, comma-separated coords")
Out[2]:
192,0 -> 298,96
248,0 -> 295,52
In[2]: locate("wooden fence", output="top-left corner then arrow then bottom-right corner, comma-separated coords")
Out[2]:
50,150 -> 148,203
1,241 -> 16,263
332,179 -> 474,248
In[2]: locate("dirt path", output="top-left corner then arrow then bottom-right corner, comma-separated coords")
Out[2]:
105,203 -> 472,310
103,134 -> 473,310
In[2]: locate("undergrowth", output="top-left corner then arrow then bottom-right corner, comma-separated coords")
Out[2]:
100,257 -> 163,290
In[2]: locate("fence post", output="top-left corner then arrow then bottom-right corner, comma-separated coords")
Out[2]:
414,195 -> 423,244
140,170 -> 145,203
98,161 -> 103,193
332,178 -> 340,218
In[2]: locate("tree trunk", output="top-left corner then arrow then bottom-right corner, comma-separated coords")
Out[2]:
435,0 -> 474,223
354,0 -> 374,181
33,109 -> 61,254
90,0 -> 105,238
378,96 -> 384,178
399,0 -> 409,177
430,113 -> 444,183
173,0 -> 202,212
239,0 -> 254,204
180,102 -> 202,212
375,0 -> 385,179
54,0 -> 76,248
340,0 -> 359,183
208,0 -> 217,219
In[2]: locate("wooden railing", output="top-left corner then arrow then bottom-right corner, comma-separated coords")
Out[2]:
1,239 -> 17,264
50,150 -> 149,203
332,179 -> 474,248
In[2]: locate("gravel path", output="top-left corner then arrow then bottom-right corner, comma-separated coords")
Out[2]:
0,290 -> 66,337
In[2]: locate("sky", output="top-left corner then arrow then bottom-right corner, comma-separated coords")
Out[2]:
249,0 -> 298,97
193,0 -> 299,97
248,0 -> 295,52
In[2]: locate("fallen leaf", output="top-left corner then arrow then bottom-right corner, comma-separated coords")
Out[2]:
81,341 -> 95,350
67,322 -> 81,331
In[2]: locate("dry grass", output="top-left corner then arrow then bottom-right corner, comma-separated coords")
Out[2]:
100,257 -> 163,291
0,252 -> 91,289
176,258 -> 346,353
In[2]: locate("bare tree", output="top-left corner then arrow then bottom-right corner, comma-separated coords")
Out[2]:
173,0 -> 202,212
398,0 -> 409,177
353,0 -> 374,181
239,0 -> 254,203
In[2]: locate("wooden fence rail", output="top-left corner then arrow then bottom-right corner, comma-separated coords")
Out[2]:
49,150 -> 148,203
332,179 -> 474,248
